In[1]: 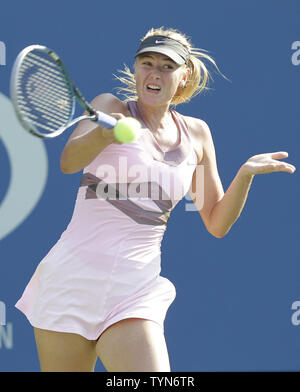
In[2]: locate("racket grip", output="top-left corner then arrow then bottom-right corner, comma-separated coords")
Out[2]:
96,111 -> 118,129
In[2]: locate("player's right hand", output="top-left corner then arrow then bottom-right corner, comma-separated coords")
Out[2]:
102,113 -> 125,144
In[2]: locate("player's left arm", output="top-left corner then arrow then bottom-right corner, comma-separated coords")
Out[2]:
187,118 -> 296,238
185,117 -> 225,238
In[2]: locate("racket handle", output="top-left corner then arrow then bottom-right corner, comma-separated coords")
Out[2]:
95,111 -> 118,129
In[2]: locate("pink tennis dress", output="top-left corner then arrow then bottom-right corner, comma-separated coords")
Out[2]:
15,101 -> 198,340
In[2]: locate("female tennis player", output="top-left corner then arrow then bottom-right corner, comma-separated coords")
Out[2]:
15,27 -> 296,372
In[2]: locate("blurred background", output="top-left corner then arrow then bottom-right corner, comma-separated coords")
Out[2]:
0,0 -> 299,371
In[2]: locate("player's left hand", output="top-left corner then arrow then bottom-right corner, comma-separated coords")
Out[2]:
241,151 -> 296,176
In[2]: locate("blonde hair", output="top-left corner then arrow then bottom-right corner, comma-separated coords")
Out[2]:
114,26 -> 226,106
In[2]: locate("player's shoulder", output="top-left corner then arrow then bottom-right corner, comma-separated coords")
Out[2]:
91,93 -> 129,115
177,113 -> 214,164
177,113 -> 212,142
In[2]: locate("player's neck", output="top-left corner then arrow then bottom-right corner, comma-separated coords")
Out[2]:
136,100 -> 171,133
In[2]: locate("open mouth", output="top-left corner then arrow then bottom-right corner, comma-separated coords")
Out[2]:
146,84 -> 161,93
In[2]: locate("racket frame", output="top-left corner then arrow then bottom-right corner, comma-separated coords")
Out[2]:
10,45 -> 116,138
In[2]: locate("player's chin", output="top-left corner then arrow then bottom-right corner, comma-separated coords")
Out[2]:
142,88 -> 162,99
140,90 -> 170,105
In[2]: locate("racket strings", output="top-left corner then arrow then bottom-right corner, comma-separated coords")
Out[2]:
15,50 -> 73,134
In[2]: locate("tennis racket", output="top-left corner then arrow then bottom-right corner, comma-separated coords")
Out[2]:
10,44 -> 140,141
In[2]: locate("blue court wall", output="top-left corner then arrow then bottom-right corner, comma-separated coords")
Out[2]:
0,0 -> 299,371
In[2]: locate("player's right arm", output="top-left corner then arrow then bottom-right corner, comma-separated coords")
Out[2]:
60,93 -> 126,174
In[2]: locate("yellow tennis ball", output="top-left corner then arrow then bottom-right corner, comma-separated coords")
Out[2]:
113,117 -> 141,143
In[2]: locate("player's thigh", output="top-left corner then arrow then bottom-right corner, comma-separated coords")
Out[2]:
95,318 -> 171,372
34,327 -> 98,372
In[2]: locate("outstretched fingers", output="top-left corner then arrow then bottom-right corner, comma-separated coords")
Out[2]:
269,151 -> 289,160
270,151 -> 296,173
